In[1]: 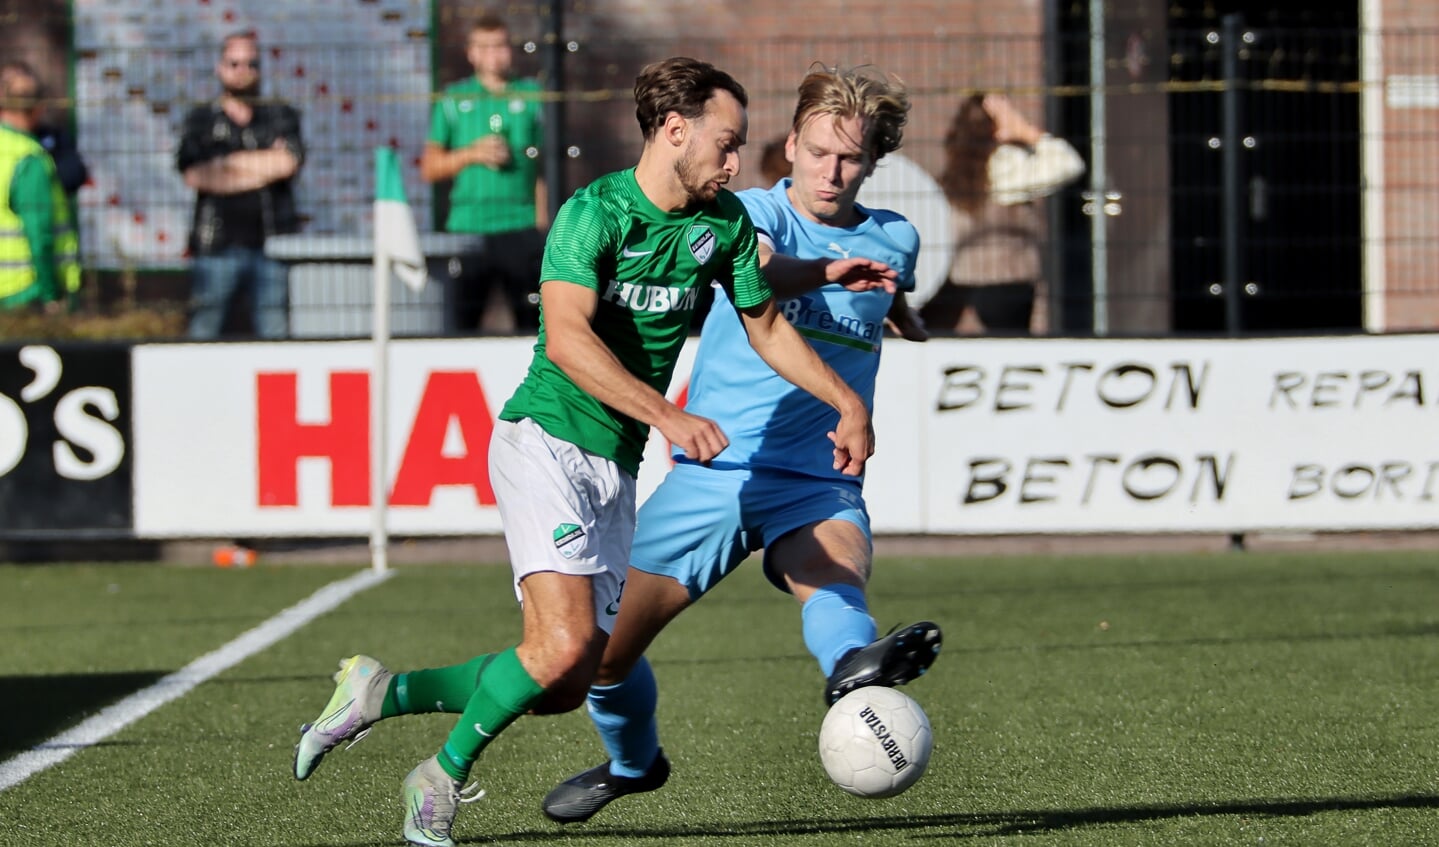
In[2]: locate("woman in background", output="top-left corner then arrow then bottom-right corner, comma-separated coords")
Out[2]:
920,93 -> 1084,335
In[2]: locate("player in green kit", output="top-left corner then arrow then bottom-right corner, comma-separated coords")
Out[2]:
290,57 -> 880,847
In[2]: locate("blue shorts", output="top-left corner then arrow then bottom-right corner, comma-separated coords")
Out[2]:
631,461 -> 871,599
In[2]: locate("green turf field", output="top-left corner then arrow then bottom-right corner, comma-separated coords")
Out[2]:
2,550 -> 1437,846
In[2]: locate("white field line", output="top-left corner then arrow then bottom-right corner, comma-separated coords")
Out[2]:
0,567 -> 393,792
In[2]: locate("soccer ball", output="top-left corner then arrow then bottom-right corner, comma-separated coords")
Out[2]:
818,686 -> 933,798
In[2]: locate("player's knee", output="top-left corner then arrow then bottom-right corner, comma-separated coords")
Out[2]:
522,652 -> 599,714
519,630 -> 599,686
784,557 -> 870,595
593,652 -> 639,687
531,678 -> 591,714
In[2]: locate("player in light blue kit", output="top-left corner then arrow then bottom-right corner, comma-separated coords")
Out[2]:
542,65 -> 941,823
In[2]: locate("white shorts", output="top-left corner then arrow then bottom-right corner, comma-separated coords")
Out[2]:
488,417 -> 634,633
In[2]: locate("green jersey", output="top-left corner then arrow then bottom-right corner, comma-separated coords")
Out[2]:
428,77 -> 543,234
501,168 -> 771,477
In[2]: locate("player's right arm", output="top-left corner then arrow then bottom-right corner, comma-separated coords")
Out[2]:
759,242 -> 898,300
541,279 -> 728,462
733,296 -> 873,475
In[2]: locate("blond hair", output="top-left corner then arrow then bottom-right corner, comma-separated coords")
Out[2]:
790,65 -> 909,163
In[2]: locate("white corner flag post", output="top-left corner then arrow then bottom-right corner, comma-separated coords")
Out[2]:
371,147 -> 427,574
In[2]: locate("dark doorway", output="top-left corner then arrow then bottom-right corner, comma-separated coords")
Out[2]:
1168,3 -> 1362,333
1048,1 -> 1097,335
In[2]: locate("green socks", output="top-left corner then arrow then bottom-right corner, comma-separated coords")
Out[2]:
371,648 -> 546,782
437,647 -> 544,781
381,654 -> 495,717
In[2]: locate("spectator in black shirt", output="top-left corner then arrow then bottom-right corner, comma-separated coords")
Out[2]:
176,31 -> 304,339
38,122 -> 86,198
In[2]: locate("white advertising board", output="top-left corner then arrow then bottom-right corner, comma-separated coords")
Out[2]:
132,335 -> 1439,537
882,335 -> 1439,533
132,339 -> 696,537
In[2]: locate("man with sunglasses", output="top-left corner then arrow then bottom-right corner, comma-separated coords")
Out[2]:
177,31 -> 304,339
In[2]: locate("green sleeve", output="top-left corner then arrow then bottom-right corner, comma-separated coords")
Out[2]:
727,203 -> 771,309
427,94 -> 452,148
539,194 -> 612,291
11,155 -> 56,300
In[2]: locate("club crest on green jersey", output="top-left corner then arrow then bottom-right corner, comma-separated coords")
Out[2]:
688,225 -> 716,264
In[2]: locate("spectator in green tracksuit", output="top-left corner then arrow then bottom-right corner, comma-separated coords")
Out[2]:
421,12 -> 546,332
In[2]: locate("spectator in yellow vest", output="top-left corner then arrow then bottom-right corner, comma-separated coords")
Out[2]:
1,61 -> 89,226
0,62 -> 79,312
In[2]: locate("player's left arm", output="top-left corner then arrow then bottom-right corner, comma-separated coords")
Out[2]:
736,298 -> 874,476
534,176 -> 549,230
885,293 -> 929,341
876,216 -> 927,341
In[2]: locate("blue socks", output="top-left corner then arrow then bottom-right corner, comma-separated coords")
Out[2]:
802,583 -> 877,677
585,585 -> 873,779
586,657 -> 660,779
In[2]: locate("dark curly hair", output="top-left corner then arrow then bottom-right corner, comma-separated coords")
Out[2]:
633,57 -> 748,142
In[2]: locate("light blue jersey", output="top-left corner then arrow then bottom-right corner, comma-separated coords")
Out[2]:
680,178 -> 920,479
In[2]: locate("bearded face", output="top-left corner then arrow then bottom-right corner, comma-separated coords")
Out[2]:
224,74 -> 261,100
670,95 -> 746,205
673,140 -> 726,204
217,40 -> 262,101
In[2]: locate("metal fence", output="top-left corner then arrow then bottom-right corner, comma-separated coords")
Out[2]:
5,17 -> 1439,339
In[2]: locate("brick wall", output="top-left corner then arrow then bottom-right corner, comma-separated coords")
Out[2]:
435,0 -> 1046,190
1378,3 -> 1439,330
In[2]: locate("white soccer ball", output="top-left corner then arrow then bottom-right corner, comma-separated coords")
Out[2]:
818,686 -> 933,798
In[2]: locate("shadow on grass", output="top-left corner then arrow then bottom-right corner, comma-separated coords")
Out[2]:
965,622 -> 1439,658
468,793 -> 1439,843
0,672 -> 164,755
650,620 -> 1439,675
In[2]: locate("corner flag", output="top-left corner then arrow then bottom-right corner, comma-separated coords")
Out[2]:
374,146 -> 426,291
368,146 -> 428,574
